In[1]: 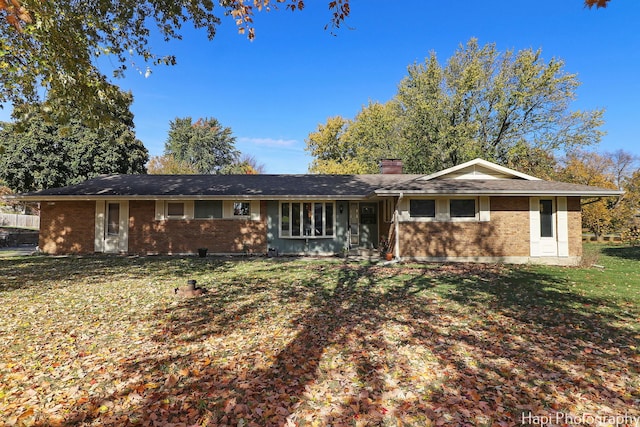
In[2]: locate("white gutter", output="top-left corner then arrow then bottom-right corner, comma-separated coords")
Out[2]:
7,195 -> 375,202
375,190 -> 624,197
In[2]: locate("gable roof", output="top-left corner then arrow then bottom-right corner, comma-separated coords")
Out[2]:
418,158 -> 541,181
375,158 -> 621,197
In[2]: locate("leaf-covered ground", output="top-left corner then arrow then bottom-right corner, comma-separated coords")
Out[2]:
1,246 -> 639,426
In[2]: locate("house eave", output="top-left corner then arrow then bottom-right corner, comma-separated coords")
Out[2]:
374,190 -> 624,197
11,194 -> 375,202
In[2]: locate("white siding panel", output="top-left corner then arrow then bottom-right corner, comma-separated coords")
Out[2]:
479,196 -> 490,222
529,197 -> 541,257
557,197 -> 569,257
95,201 -> 105,252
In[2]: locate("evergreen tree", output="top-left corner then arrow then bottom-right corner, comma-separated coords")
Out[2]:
0,91 -> 148,193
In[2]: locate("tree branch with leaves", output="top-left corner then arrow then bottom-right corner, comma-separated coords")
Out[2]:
0,0 -> 351,125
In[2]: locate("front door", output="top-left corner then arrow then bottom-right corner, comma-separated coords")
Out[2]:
359,203 -> 378,249
348,202 -> 379,249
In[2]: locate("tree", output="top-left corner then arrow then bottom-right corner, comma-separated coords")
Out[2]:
0,0 -> 351,124
0,91 -> 148,193
558,153 -> 615,240
306,116 -> 366,174
147,154 -> 198,175
164,117 -> 239,174
305,103 -> 405,174
555,150 -> 636,241
620,169 -> 640,245
344,101 -> 405,173
307,39 -> 605,176
398,39 -> 605,174
306,116 -> 350,163
585,0 -> 612,7
220,154 -> 266,174
2,0 -> 606,124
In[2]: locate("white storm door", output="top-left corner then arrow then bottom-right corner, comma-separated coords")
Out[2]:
100,201 -> 129,253
538,199 -> 558,256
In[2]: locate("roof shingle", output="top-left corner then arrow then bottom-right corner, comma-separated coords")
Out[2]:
16,173 -> 622,200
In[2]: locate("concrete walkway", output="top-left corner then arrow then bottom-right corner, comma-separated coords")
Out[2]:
0,245 -> 38,257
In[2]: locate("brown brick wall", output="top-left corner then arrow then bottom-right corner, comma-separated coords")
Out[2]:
127,200 -> 268,255
39,201 -> 96,254
567,197 -> 582,257
399,197 -> 531,258
37,197 -> 581,258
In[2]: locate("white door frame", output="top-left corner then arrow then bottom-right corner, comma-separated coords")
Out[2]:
95,200 -> 129,253
349,202 -> 359,247
529,197 -> 568,258
538,198 -> 558,256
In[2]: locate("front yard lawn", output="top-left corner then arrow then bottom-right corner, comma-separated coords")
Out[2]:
1,245 -> 638,426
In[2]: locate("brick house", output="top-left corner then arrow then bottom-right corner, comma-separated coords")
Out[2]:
12,159 -> 622,265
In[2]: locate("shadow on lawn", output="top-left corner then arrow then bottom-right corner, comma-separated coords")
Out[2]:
54,260 -> 640,426
0,255 -> 235,293
600,245 -> 640,261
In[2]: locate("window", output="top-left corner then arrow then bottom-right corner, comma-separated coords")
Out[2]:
325,204 -> 334,236
410,199 -> 435,218
303,202 -> 312,236
107,203 -> 120,235
405,197 -> 487,222
194,201 -> 222,219
167,202 -> 185,218
291,203 -> 301,236
540,199 -> 553,237
281,203 -> 290,234
233,202 -> 250,217
314,203 -> 323,236
156,200 -> 258,220
450,199 -> 476,218
281,202 -> 335,238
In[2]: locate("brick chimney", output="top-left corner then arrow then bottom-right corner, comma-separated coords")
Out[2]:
380,159 -> 403,174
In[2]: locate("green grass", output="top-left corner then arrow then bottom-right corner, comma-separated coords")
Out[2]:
0,245 -> 638,426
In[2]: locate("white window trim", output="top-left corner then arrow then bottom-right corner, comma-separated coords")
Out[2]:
400,196 -> 489,223
409,199 -> 436,219
232,201 -> 251,218
279,201 -> 336,239
165,201 -> 192,219
223,201 -> 260,220
530,197 -> 564,257
448,197 -> 479,222
155,200 -> 260,221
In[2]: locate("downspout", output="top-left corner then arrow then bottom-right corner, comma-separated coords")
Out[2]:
394,192 -> 404,260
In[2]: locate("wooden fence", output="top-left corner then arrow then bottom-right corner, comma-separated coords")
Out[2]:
0,213 -> 40,229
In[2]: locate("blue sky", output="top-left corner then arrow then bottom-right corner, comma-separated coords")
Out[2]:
7,1 -> 640,173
